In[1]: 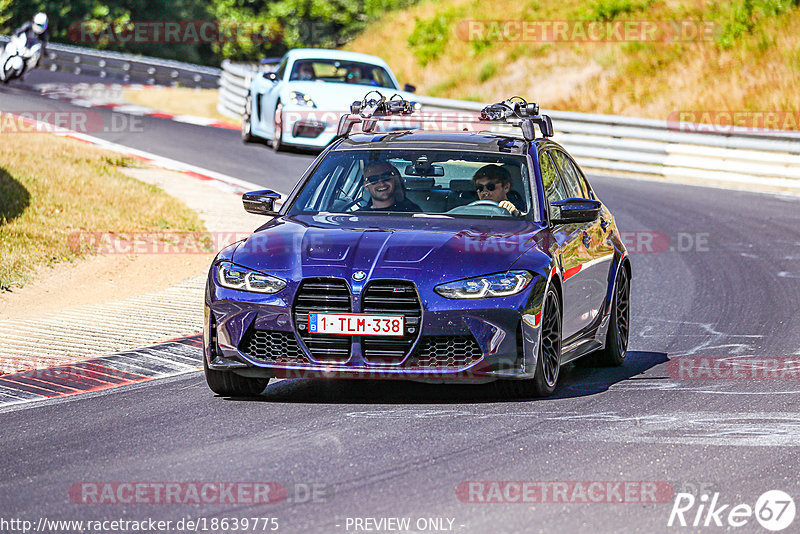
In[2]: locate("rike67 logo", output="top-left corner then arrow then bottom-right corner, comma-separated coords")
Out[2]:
668,490 -> 795,531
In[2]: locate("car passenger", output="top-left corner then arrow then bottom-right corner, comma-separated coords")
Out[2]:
472,164 -> 525,216
359,162 -> 421,213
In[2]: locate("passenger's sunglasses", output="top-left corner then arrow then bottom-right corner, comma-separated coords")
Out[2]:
475,182 -> 500,192
365,171 -> 397,185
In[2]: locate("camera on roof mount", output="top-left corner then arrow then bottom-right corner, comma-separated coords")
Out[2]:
350,91 -> 418,117
480,96 -> 539,121
480,96 -> 553,140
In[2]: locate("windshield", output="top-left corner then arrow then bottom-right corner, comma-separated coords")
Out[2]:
287,149 -> 537,220
288,59 -> 397,89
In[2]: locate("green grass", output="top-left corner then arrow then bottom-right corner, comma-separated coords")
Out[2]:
0,122 -> 204,291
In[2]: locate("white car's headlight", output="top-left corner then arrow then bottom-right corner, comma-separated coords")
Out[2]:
216,261 -> 286,294
434,271 -> 533,299
289,91 -> 316,108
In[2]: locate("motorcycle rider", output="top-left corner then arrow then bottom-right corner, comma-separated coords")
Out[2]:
11,12 -> 49,70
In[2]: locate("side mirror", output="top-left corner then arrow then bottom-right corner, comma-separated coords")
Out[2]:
403,83 -> 416,93
262,71 -> 278,82
550,198 -> 601,225
243,190 -> 281,216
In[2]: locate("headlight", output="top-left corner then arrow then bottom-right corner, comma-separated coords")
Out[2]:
216,261 -> 286,294
289,91 -> 316,108
434,270 -> 533,299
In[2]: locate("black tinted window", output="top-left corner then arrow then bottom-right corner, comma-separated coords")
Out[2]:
552,150 -> 591,199
539,152 -> 567,220
287,149 -> 535,220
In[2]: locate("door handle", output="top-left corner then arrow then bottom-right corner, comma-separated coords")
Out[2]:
582,232 -> 592,249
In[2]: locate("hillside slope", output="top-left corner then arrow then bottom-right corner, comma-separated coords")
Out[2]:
345,0 -> 800,125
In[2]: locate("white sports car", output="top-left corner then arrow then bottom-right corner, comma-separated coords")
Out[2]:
241,48 -> 418,151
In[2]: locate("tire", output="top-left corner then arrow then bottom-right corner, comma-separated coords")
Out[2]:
497,288 -> 562,398
271,101 -> 284,152
204,354 -> 269,397
241,94 -> 255,143
581,264 -> 630,367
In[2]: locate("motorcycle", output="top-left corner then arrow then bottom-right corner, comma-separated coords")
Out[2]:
0,34 -> 42,83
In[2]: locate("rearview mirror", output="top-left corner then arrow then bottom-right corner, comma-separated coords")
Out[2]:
262,71 -> 278,82
550,198 -> 601,225
404,164 -> 444,177
403,83 -> 417,93
243,190 -> 281,216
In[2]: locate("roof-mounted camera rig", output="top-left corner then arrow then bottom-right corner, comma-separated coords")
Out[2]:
336,92 -> 554,141
337,91 -> 420,137
479,96 -> 554,140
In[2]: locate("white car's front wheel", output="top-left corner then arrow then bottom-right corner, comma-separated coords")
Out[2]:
272,101 -> 284,152
241,94 -> 255,143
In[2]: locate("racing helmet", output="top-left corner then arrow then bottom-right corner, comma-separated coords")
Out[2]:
32,12 -> 48,35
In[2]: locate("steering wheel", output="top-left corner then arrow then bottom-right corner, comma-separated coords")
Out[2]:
446,200 -> 512,216
466,200 -> 502,208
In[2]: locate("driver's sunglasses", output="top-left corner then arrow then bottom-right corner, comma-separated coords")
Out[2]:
365,171 -> 396,185
475,181 -> 500,192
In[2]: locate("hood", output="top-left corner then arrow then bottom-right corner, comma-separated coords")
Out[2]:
283,81 -> 415,112
232,215 -> 545,289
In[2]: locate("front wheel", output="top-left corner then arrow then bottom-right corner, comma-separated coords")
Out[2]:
241,94 -> 255,143
204,356 -> 270,397
498,288 -> 562,398
271,101 -> 284,152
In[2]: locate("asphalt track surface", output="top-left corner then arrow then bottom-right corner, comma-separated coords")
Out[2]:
2,71 -> 800,533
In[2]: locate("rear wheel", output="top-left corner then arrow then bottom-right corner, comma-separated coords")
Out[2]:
582,265 -> 630,367
204,355 -> 269,397
498,288 -> 562,398
272,101 -> 284,152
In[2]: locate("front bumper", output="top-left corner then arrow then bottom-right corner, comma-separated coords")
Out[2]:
204,276 -> 544,383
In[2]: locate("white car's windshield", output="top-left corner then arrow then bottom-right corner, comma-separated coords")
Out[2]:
289,59 -> 397,89
287,149 -> 537,220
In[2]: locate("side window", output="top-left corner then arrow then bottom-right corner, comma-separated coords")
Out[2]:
552,150 -> 591,199
539,151 -> 567,220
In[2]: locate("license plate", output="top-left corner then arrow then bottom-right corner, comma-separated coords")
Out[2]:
308,313 -> 405,336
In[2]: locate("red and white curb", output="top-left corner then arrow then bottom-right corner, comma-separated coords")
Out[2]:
0,336 -> 202,409
34,82 -> 239,131
0,110 -> 284,406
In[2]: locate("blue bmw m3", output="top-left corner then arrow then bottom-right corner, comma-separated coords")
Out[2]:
204,96 -> 631,398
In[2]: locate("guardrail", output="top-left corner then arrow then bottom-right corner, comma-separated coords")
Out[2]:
0,36 -> 220,88
218,60 -> 258,118
215,59 -> 800,188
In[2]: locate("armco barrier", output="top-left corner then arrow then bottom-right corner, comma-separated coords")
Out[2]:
0,36 -> 220,88
216,60 -> 800,187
